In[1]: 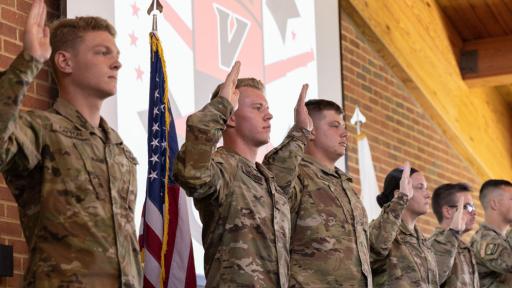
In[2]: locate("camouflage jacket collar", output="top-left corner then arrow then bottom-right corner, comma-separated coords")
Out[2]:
217,147 -> 274,179
302,154 -> 353,182
480,222 -> 507,239
52,98 -> 123,144
399,220 -> 426,241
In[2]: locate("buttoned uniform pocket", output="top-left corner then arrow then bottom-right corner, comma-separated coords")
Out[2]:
49,125 -> 99,207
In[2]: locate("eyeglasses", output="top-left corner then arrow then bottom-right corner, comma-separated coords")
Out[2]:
448,203 -> 476,213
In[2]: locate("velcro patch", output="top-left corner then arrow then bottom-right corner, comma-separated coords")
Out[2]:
485,243 -> 498,256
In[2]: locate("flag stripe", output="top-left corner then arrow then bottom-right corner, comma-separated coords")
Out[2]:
163,184 -> 180,287
143,252 -> 161,288
168,189 -> 193,287
145,199 -> 164,240
143,223 -> 163,261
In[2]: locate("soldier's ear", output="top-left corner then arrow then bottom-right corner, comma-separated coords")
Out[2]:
226,113 -> 236,128
54,51 -> 73,74
489,198 -> 499,211
442,206 -> 453,220
308,128 -> 316,141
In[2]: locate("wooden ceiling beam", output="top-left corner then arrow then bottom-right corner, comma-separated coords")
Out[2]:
461,36 -> 512,87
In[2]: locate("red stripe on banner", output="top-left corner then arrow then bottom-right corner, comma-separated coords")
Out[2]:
265,50 -> 315,83
162,184 -> 181,286
161,1 -> 192,49
143,223 -> 163,261
185,243 -> 197,287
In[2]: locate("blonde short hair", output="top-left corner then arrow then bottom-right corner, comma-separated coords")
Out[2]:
210,77 -> 265,100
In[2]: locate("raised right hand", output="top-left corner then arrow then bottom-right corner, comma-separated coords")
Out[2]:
399,161 -> 414,199
219,61 -> 241,109
449,197 -> 466,233
24,0 -> 51,62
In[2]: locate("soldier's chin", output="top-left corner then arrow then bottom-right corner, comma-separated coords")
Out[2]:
255,138 -> 270,147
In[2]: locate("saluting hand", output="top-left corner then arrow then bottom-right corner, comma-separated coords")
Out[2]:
449,197 -> 466,233
219,61 -> 241,110
399,161 -> 414,199
294,84 -> 313,131
24,0 -> 51,62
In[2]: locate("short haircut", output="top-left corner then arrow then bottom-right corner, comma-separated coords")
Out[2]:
305,99 -> 344,119
431,183 -> 471,223
211,78 -> 265,100
376,166 -> 420,208
480,179 -> 512,210
49,16 -> 117,80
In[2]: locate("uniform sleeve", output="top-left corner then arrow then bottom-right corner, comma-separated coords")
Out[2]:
288,176 -> 304,227
506,228 -> 512,247
173,96 -> 233,201
429,229 -> 459,283
473,234 -> 512,274
369,192 -> 408,260
262,125 -> 309,203
0,52 -> 44,172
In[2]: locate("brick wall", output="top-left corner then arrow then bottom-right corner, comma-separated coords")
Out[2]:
0,0 -> 59,287
341,10 -> 484,238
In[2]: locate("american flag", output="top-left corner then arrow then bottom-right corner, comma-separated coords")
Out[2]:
139,32 -> 197,288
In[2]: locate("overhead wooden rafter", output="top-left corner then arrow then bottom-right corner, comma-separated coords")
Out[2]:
461,36 -> 512,87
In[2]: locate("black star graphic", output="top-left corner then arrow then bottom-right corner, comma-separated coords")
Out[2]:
266,0 -> 300,43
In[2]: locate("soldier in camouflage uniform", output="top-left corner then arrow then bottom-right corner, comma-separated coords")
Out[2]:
429,183 -> 479,288
370,164 -> 439,287
0,1 -> 142,286
263,99 -> 372,287
173,62 -> 312,287
470,179 -> 512,287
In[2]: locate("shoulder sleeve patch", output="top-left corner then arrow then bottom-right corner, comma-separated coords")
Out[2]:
485,243 -> 498,256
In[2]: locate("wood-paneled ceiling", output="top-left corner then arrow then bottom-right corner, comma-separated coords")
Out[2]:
438,0 -> 512,41
437,0 -> 512,105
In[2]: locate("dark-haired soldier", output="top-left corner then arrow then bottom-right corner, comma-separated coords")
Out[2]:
471,179 -> 512,287
429,183 -> 479,287
264,99 -> 372,287
369,164 -> 439,287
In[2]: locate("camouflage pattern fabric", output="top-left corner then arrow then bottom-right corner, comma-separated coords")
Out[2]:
173,96 -> 308,288
0,52 -> 142,287
370,193 -> 439,288
429,227 -> 479,288
470,223 -> 512,288
264,151 -> 372,287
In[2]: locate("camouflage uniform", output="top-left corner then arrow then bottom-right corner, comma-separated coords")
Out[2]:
429,228 -> 479,288
173,96 -> 308,287
0,52 -> 142,287
369,193 -> 439,287
263,152 -> 372,287
470,223 -> 512,287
